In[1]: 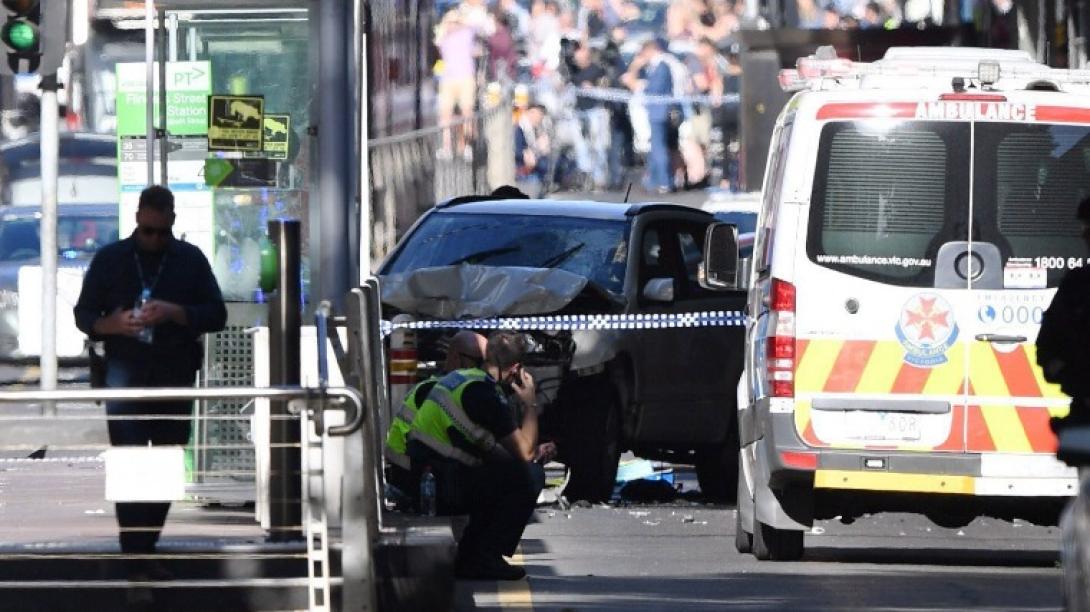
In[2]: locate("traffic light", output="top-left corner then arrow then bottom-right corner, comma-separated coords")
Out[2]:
0,0 -> 66,76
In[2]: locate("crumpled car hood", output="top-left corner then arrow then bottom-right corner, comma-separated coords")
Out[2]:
381,264 -> 588,319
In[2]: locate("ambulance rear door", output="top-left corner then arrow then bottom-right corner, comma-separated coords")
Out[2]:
794,109 -> 975,467
963,109 -> 1088,494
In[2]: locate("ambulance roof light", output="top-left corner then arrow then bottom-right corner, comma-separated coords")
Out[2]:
778,68 -> 806,92
978,60 -> 1000,86
796,55 -> 853,79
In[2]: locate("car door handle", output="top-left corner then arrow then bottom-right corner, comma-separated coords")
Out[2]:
974,333 -> 1028,344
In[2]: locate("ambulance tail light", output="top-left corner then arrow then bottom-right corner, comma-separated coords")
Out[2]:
780,450 -> 818,470
767,278 -> 796,398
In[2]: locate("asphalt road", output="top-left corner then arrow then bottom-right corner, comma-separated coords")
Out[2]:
462,467 -> 1065,612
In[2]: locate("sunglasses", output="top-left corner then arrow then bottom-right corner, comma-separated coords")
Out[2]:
138,225 -> 172,238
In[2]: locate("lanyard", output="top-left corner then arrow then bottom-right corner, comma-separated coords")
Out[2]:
134,249 -> 167,294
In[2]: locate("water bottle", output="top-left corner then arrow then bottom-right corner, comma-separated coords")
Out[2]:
134,288 -> 154,344
419,466 -> 437,517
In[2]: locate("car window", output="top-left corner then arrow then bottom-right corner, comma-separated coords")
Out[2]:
808,121 -> 970,287
975,123 -> 1090,287
0,215 -> 118,261
382,212 -> 630,294
59,216 -> 118,254
642,228 -> 661,267
677,224 -> 717,299
711,211 -> 757,236
755,124 -> 790,275
0,221 -> 39,260
638,222 -> 682,299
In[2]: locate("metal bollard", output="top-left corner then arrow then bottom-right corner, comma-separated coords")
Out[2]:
268,219 -> 303,541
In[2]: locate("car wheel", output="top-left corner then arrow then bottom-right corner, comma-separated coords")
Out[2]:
694,421 -> 740,504
752,512 -> 804,561
563,376 -> 621,503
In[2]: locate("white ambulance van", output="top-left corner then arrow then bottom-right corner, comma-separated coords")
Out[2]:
703,46 -> 1087,560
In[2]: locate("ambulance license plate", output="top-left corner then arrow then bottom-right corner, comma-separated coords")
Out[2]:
845,412 -> 922,442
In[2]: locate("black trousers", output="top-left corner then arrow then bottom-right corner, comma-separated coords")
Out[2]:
408,441 -> 545,559
105,357 -> 196,554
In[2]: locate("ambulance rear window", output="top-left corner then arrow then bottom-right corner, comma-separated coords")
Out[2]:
808,121 -> 969,287
975,123 -> 1090,287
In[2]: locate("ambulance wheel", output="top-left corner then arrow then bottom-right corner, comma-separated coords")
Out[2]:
564,378 -> 621,503
734,506 -> 753,554
694,421 -> 740,504
735,457 -> 753,553
752,515 -> 804,561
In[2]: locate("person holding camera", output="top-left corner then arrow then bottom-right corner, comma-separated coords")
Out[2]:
406,330 -> 553,581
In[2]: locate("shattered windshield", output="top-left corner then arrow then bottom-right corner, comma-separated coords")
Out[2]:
383,211 -> 630,294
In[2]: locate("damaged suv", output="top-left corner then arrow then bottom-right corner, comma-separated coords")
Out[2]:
378,195 -> 747,502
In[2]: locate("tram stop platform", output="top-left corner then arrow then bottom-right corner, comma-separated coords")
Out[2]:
0,450 -> 462,611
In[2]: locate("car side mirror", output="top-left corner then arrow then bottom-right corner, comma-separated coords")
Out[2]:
642,277 -> 675,302
701,222 -> 739,290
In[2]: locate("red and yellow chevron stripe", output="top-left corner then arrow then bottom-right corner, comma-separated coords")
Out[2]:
793,339 -> 1068,454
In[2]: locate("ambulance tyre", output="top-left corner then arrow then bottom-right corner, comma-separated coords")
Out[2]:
564,377 -> 622,503
735,456 -> 754,553
734,502 -> 753,554
752,515 -> 804,561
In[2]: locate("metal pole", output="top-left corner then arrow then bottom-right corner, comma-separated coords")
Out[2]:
317,0 -> 350,308
158,7 -> 168,184
144,0 -> 156,186
315,301 -> 330,388
268,218 -> 302,541
39,76 -> 59,417
342,286 -> 379,612
186,24 -> 196,61
356,0 -> 370,280
167,12 -> 178,62
362,278 -> 388,526
0,385 -> 365,437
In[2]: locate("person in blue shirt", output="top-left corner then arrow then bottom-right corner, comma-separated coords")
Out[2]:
74,185 -> 227,578
623,38 -> 678,193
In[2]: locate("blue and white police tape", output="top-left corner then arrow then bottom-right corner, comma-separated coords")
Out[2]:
567,85 -> 740,107
381,310 -> 745,336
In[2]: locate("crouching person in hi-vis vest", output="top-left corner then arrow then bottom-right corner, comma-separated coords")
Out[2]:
384,330 -> 488,505
406,330 -> 550,581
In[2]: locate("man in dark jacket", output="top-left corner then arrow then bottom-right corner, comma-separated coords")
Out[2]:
74,185 -> 227,574
1038,196 -> 1090,429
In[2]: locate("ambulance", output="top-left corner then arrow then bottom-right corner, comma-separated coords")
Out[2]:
703,46 -> 1088,560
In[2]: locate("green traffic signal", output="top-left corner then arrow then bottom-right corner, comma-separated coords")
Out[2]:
2,19 -> 36,51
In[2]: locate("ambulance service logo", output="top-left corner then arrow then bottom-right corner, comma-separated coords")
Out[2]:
895,293 -> 959,368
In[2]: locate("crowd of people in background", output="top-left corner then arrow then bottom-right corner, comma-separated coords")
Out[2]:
433,0 -> 940,196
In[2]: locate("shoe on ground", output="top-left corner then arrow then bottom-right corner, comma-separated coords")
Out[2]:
455,553 -> 526,581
